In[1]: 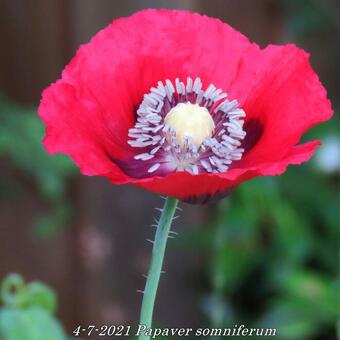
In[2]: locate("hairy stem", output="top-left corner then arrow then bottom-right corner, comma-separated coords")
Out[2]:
138,197 -> 179,340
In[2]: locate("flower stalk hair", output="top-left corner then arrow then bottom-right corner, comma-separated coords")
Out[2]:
38,9 -> 333,339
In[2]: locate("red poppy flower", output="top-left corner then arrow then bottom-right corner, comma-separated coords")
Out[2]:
38,9 -> 333,203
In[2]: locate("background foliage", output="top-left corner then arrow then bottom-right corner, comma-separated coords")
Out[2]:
0,274 -> 66,340
0,96 -> 76,239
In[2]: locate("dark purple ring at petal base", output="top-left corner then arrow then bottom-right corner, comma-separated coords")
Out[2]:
242,119 -> 263,153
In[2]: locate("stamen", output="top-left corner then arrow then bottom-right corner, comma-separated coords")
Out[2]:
134,153 -> 154,161
148,163 -> 161,173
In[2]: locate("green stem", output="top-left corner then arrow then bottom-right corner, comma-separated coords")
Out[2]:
138,197 -> 179,340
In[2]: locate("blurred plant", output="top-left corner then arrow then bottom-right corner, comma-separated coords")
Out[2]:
0,274 -> 66,340
176,116 -> 339,340
0,95 -> 76,239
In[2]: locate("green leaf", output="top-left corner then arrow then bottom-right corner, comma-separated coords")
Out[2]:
1,275 -> 56,314
21,282 -> 57,314
0,307 -> 65,340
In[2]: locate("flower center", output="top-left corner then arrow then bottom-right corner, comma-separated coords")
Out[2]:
164,102 -> 215,147
127,77 -> 246,176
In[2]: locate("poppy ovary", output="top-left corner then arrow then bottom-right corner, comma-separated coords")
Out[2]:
164,102 -> 215,148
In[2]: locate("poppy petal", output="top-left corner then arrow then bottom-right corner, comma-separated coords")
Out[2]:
238,45 -> 332,167
39,81 -> 130,178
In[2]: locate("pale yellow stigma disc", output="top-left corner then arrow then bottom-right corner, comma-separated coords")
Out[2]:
164,102 -> 215,147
